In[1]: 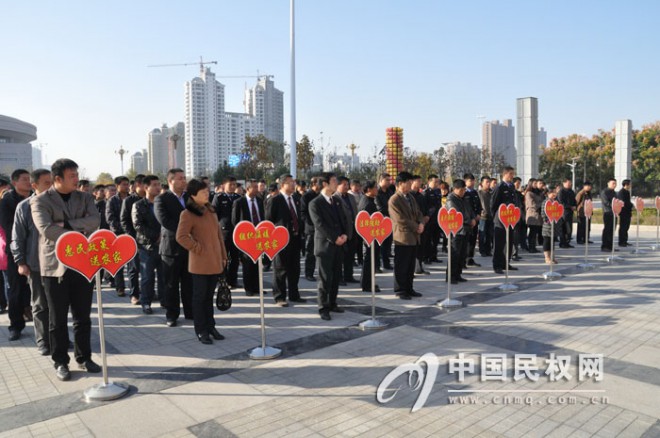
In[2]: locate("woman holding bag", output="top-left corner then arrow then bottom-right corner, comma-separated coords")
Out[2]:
176,179 -> 228,344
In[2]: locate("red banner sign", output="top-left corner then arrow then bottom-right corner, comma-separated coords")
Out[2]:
437,206 -> 463,237
634,196 -> 644,213
498,204 -> 521,228
55,230 -> 137,282
355,211 -> 393,246
612,198 -> 624,216
584,199 -> 593,219
232,220 -> 289,263
544,200 -> 564,224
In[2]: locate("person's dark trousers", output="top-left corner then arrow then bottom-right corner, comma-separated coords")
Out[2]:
273,235 -> 301,301
394,245 -> 416,294
528,225 -> 541,251
6,254 -> 30,333
478,219 -> 493,256
576,216 -> 590,244
317,247 -> 342,312
191,274 -> 217,336
519,220 -> 528,250
156,262 -> 165,302
114,267 -> 126,292
360,243 -> 376,291
425,223 -> 440,261
618,213 -> 631,246
43,270 -> 93,366
543,236 -> 554,252
441,231 -> 448,253
27,271 -> 48,349
446,234 -> 466,280
601,213 -> 614,250
512,221 -> 525,257
304,233 -> 316,277
381,235 -> 393,268
138,247 -> 159,306
355,238 -> 363,266
415,242 -> 425,273
127,253 -> 140,299
0,271 -> 7,311
224,236 -> 240,287
492,227 -> 513,270
241,254 -> 259,294
161,253 -> 193,321
341,236 -> 356,281
300,235 -> 306,257
560,213 -> 574,246
466,224 -> 478,259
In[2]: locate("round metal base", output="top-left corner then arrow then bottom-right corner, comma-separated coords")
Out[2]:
498,283 -> 519,291
577,263 -> 595,270
84,381 -> 130,402
649,244 -> 659,251
606,255 -> 624,263
249,346 -> 282,360
631,249 -> 647,255
542,271 -> 563,281
359,318 -> 388,330
437,298 -> 462,308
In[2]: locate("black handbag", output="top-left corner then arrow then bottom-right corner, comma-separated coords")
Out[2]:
216,273 -> 232,311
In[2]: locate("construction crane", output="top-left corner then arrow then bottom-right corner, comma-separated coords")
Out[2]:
147,56 -> 274,80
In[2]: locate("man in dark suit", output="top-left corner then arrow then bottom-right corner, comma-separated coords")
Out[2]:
301,177 -> 321,281
120,174 -> 144,305
266,174 -> 304,306
617,179 -> 633,247
375,173 -> 394,270
410,175 -> 430,275
106,175 -> 130,297
600,178 -> 617,251
154,168 -> 192,326
491,166 -> 518,274
232,179 -> 265,296
557,178 -> 577,248
333,176 -> 359,284
446,179 -> 474,284
308,172 -> 350,320
358,181 -> 381,292
463,173 -> 482,267
212,176 -> 241,287
389,172 -> 425,300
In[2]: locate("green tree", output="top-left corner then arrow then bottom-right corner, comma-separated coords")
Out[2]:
242,134 -> 285,179
95,172 -> 114,184
296,135 -> 315,177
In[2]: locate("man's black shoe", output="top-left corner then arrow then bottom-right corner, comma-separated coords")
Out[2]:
457,277 -> 468,282
197,333 -> 213,344
588,240 -> 594,244
512,255 -> 522,261
619,243 -> 629,247
320,310 -> 331,321
166,319 -> 177,327
38,345 -> 50,356
78,359 -> 102,373
330,306 -> 345,313
467,259 -> 481,267
142,305 -> 153,315
290,297 -> 307,303
450,279 -> 459,285
362,285 -> 381,292
305,276 -> 317,282
507,265 -> 519,271
409,290 -> 423,297
494,269 -> 504,274
245,291 -> 257,297
339,281 -> 347,286
55,364 -> 71,381
375,268 -> 383,273
396,293 -> 412,300
209,327 -> 225,340
345,278 -> 360,284
415,270 -> 431,275
8,329 -> 20,341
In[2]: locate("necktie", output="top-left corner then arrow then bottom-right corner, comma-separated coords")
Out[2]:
251,198 -> 260,225
288,197 -> 299,233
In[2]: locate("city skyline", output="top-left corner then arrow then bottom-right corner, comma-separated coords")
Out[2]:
1,1 -> 659,177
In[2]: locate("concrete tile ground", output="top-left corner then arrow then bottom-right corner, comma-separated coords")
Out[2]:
0,224 -> 658,436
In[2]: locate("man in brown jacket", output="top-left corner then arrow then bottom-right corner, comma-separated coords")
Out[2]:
388,172 -> 424,300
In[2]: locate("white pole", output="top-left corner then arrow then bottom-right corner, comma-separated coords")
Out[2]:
258,257 -> 266,350
447,234 -> 452,299
370,243 -> 376,320
585,216 -> 590,264
505,226 -> 510,283
289,0 -> 297,178
95,272 -> 109,386
549,221 -> 554,273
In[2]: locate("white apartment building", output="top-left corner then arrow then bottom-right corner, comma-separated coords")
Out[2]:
148,122 -> 185,175
244,76 -> 284,144
131,150 -> 148,174
482,119 -> 515,167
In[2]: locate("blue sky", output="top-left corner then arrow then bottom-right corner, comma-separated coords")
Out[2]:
2,0 -> 659,178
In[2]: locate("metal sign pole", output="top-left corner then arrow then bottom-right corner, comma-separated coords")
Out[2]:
543,219 -> 562,280
84,271 -> 129,402
499,224 -> 518,291
578,216 -> 595,270
249,257 -> 281,359
438,232 -> 461,307
653,208 -> 660,251
632,205 -> 646,254
608,214 -> 623,262
360,242 -> 387,329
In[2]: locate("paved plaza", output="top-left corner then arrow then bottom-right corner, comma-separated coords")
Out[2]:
1,224 -> 659,437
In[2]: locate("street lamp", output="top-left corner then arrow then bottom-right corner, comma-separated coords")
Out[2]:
115,146 -> 128,175
566,157 -> 578,189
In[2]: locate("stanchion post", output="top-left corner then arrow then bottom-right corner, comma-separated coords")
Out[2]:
498,220 -> 518,291
632,199 -> 646,254
607,214 -> 623,263
543,217 -> 562,280
249,257 -> 282,359
438,233 -> 462,308
359,242 -> 388,329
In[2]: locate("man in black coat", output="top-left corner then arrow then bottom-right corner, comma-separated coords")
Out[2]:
120,174 -> 144,305
463,173 -> 482,267
357,180 -> 381,292
266,174 -> 304,306
445,179 -> 474,284
212,176 -> 242,287
106,175 -> 130,297
423,175 -> 443,263
600,178 -> 617,251
308,173 -> 350,320
231,179 -> 265,296
490,166 -> 518,274
154,168 -> 192,326
617,179 -> 633,247
410,175 -> 430,275
375,173 -> 394,270
557,178 -> 577,248
333,176 -> 359,284
301,177 -> 321,281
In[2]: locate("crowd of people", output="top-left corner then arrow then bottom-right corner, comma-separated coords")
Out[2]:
0,159 -> 636,382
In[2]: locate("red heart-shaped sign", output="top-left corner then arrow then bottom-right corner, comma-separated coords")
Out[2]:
612,198 -> 624,216
584,199 -> 593,219
655,196 -> 660,210
56,229 -> 138,282
544,200 -> 565,224
355,211 -> 393,246
437,206 -> 463,237
634,197 -> 644,212
233,220 -> 290,263
498,204 -> 521,228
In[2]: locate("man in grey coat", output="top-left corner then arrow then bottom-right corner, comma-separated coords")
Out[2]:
31,158 -> 101,381
11,169 -> 52,355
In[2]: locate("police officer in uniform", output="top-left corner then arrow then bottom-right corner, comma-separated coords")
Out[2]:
423,174 -> 442,264
212,176 -> 242,288
491,166 -> 518,274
